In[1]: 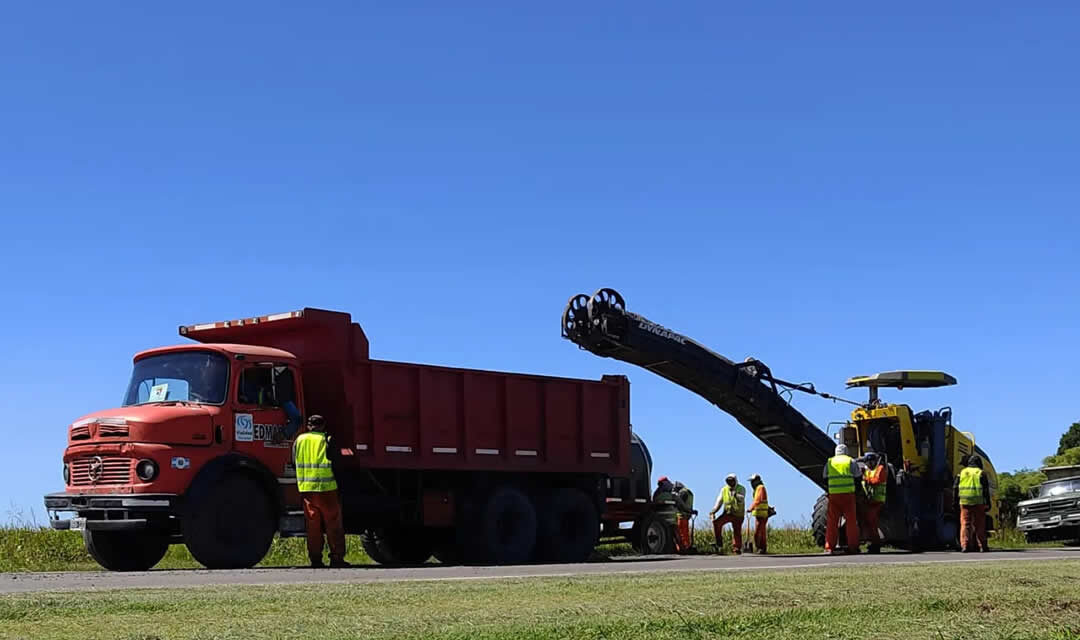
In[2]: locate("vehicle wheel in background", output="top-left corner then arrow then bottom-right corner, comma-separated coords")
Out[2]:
536,488 -> 599,563
634,512 -> 675,555
811,493 -> 828,548
182,473 -> 276,569
83,529 -> 169,571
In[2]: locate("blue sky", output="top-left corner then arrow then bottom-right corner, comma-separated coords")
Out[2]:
1,2 -> 1077,525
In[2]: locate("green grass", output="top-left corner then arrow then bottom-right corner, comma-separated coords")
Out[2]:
1,560 -> 1079,639
0,527 -> 375,572
0,520 -> 1057,572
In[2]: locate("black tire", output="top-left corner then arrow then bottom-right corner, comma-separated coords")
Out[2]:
182,473 -> 276,569
83,529 -> 169,572
463,485 -> 537,565
360,528 -> 433,566
635,512 -> 675,555
536,488 -> 599,563
811,493 -> 828,548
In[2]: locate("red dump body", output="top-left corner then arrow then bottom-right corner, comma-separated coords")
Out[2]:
181,308 -> 631,476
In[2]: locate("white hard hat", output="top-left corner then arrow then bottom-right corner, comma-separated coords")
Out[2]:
726,473 -> 737,481
835,444 -> 848,456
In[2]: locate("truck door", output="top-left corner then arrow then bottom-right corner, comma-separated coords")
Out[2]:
232,363 -> 302,497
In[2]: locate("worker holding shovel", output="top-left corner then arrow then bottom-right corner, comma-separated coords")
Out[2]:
709,474 -> 746,554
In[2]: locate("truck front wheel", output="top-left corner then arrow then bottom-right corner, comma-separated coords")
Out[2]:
183,473 -> 276,569
83,529 -> 169,572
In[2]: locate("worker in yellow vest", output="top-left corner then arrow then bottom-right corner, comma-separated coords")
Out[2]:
746,474 -> 770,554
709,474 -> 746,554
293,415 -> 351,568
823,444 -> 864,554
953,455 -> 991,552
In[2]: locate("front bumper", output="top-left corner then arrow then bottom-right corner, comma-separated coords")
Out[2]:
44,492 -> 180,532
1017,512 -> 1080,532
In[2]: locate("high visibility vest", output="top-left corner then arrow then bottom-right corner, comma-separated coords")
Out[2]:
827,455 -> 856,494
722,484 -> 745,514
958,467 -> 985,505
293,431 -> 337,493
864,466 -> 887,504
751,484 -> 770,517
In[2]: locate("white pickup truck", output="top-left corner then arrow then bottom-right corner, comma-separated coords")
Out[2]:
1017,465 -> 1080,543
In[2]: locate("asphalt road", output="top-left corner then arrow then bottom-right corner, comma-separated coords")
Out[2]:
2,548 -> 1077,594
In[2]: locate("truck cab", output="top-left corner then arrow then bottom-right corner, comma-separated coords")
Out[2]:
1018,466 -> 1080,543
46,324 -> 314,571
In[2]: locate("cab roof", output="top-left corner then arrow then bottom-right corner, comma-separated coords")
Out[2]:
135,343 -> 297,362
846,370 -> 956,389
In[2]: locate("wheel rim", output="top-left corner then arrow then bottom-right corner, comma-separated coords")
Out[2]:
562,294 -> 591,337
587,288 -> 625,321
645,520 -> 667,553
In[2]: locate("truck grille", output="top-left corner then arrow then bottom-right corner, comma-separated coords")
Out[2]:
69,457 -> 132,486
97,424 -> 129,438
70,425 -> 91,440
1026,498 -> 1076,515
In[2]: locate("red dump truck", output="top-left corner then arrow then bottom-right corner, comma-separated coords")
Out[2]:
45,308 -> 672,570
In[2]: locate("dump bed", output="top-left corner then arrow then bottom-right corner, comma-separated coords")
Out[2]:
181,308 -> 630,476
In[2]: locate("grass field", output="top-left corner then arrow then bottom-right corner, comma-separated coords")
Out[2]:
0,521 -> 1052,572
1,560 -> 1078,639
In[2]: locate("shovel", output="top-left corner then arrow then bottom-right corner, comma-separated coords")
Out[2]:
743,516 -> 754,553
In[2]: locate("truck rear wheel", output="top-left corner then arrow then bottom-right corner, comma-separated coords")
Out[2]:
183,473 -> 276,569
463,485 -> 537,565
536,488 -> 599,563
83,529 -> 169,572
360,528 -> 433,565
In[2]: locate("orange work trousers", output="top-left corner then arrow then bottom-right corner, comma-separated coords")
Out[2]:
864,501 -> 884,544
825,493 -> 859,553
302,490 -> 346,563
960,504 -> 988,551
754,516 -> 768,553
675,515 -> 692,552
712,514 -> 743,553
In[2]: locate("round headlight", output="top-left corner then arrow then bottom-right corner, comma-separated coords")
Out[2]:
1020,507 -> 1028,516
63,463 -> 70,485
135,459 -> 159,482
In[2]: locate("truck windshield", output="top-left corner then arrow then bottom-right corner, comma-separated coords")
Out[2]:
1037,478 -> 1080,498
122,352 -> 229,406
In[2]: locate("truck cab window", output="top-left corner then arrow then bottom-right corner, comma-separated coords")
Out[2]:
238,367 -> 277,407
123,351 -> 229,406
238,365 -> 302,438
